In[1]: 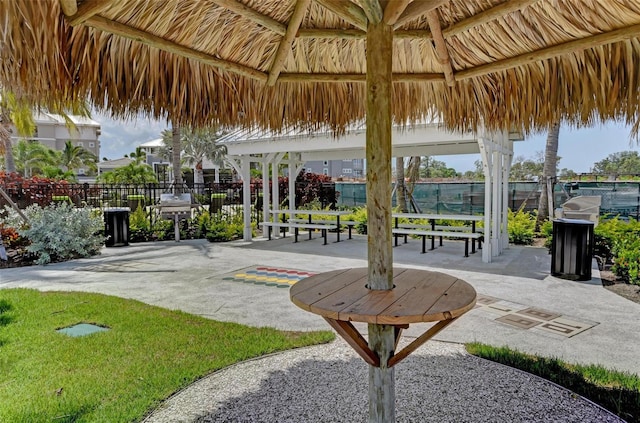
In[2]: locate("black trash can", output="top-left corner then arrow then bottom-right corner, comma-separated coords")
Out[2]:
104,207 -> 130,247
551,218 -> 594,281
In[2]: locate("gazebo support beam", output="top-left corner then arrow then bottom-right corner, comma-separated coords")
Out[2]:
212,0 -> 287,35
64,0 -> 115,26
383,0 -> 414,26
58,0 -> 77,16
426,9 -> 455,86
366,19 -> 395,423
443,0 -> 540,38
315,0 -> 368,30
360,0 -> 383,24
267,0 -> 312,86
84,15 -> 268,82
393,0 -> 448,29
457,22 -> 640,80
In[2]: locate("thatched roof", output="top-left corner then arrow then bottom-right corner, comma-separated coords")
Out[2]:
2,0 -> 640,133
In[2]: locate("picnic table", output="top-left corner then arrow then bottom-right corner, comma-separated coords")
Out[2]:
392,213 -> 484,256
267,209 -> 355,242
290,267 -> 476,367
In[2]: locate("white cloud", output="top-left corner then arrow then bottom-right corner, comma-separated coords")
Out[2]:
92,110 -> 168,160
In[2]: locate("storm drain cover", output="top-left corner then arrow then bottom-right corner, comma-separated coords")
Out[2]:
57,323 -> 109,337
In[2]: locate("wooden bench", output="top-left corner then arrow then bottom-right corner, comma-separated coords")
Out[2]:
396,223 -> 483,251
261,222 -> 337,245
392,228 -> 483,257
289,218 -> 358,239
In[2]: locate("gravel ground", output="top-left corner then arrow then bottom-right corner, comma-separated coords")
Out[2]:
144,340 -> 622,423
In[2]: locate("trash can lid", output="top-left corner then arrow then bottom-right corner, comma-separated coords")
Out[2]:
554,218 -> 594,225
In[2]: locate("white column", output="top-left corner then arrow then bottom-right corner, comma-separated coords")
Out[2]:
271,153 -> 283,234
492,149 -> 501,257
502,137 -> 513,249
262,154 -> 274,225
288,154 -> 296,232
478,137 -> 493,262
240,156 -> 252,241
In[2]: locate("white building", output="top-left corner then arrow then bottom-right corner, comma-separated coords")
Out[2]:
9,112 -> 101,175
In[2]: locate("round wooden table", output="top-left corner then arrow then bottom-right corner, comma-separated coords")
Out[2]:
290,267 -> 476,367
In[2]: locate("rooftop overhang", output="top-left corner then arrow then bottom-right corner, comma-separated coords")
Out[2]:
224,123 -> 482,160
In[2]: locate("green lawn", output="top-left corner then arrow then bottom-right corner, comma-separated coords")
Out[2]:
0,289 -> 334,422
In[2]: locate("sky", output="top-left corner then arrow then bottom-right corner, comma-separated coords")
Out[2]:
95,110 -> 639,174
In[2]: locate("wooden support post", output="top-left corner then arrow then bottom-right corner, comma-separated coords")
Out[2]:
366,19 -> 395,423
368,323 -> 395,423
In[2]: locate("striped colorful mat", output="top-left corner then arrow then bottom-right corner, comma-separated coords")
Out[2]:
221,266 -> 316,288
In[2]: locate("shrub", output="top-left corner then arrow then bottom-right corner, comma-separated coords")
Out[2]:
129,207 -> 152,242
203,208 -> 249,242
594,216 -> 640,265
539,220 -> 553,250
507,209 -> 536,245
344,207 -> 367,234
612,237 -> 640,285
16,203 -> 105,264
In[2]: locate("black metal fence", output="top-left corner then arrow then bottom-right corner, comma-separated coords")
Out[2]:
0,181 -> 264,222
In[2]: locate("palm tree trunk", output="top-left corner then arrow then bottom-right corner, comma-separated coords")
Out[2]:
405,156 -> 421,209
171,126 -> 182,194
194,160 -> 204,185
537,121 -> 560,229
0,125 -> 16,173
395,157 -> 407,212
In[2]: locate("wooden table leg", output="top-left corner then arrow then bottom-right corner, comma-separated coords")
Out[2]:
323,317 -> 379,367
388,317 -> 458,367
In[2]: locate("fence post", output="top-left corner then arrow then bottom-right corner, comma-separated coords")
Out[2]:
637,183 -> 640,220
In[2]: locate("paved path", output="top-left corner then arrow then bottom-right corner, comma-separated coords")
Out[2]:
2,236 -> 638,374
1,236 -> 638,422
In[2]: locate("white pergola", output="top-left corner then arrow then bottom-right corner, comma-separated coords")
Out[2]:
221,122 -> 522,263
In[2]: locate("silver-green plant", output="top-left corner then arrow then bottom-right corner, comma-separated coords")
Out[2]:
17,203 -> 105,264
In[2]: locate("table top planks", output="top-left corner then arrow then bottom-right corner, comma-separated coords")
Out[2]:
290,268 -> 477,325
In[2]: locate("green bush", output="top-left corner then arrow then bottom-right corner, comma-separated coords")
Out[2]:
612,237 -> 640,285
539,220 -> 553,250
201,208 -> 249,242
507,209 -> 536,245
129,207 -> 153,242
344,207 -> 367,234
17,203 -> 105,264
594,216 -> 640,264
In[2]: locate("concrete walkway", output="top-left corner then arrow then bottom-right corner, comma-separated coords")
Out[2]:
1,235 -> 638,375
2,235 -> 638,421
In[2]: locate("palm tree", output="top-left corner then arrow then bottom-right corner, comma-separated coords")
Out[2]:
161,127 -> 184,193
0,90 -> 90,173
12,139 -> 57,177
537,121 -> 560,229
395,157 -> 408,212
96,162 -> 158,184
0,92 -> 35,173
59,140 -> 98,174
180,127 -> 227,185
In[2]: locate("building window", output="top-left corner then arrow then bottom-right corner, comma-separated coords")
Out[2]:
323,168 -> 328,175
89,142 -> 95,148
306,168 -> 313,173
342,168 -> 353,174
76,141 -> 84,147
323,160 -> 329,166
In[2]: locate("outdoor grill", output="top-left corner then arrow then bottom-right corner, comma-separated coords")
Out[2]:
159,193 -> 192,242
159,193 -> 192,216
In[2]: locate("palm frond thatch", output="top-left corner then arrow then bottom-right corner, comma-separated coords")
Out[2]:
1,0 -> 639,133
